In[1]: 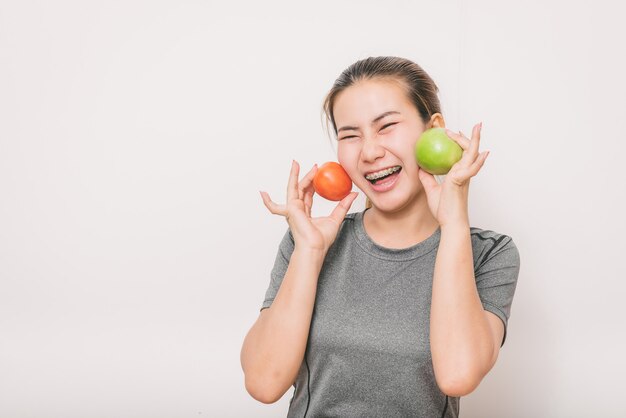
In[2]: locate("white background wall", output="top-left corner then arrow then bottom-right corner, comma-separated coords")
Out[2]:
1,0 -> 624,417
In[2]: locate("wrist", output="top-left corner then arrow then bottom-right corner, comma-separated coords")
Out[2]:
439,220 -> 470,233
293,245 -> 328,260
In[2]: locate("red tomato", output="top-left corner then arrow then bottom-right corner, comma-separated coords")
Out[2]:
313,162 -> 353,201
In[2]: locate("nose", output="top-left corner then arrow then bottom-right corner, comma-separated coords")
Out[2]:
361,133 -> 385,163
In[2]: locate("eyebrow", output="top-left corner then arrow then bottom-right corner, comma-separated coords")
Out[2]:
337,111 -> 401,133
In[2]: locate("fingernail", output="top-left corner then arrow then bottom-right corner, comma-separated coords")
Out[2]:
479,122 -> 483,130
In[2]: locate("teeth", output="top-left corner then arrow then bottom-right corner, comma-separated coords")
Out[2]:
365,166 -> 401,180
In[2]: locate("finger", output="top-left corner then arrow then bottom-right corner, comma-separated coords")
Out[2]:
298,164 -> 318,201
287,160 -> 300,202
329,192 -> 358,225
445,129 -> 470,150
467,150 -> 489,176
462,151 -> 489,178
447,125 -> 481,165
303,188 -> 314,217
467,122 -> 482,161
417,167 -> 438,194
260,191 -> 287,216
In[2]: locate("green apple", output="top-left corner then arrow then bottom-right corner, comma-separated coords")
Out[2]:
414,127 -> 463,175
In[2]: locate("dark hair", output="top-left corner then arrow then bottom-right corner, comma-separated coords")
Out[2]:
321,56 -> 442,209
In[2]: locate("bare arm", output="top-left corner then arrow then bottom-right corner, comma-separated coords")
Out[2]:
419,123 -> 500,397
429,222 -> 501,397
240,246 -> 326,404
242,160 -> 357,403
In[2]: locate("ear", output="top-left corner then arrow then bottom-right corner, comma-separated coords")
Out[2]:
427,113 -> 446,129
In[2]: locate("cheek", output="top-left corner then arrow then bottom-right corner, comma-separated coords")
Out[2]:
388,130 -> 419,167
337,145 -> 361,180
337,143 -> 355,166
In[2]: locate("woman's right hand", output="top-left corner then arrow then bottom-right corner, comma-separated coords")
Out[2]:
260,160 -> 359,253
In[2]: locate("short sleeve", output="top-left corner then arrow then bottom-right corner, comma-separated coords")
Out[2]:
260,227 -> 295,311
473,235 -> 521,347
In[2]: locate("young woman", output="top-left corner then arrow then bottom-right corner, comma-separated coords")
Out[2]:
241,56 -> 520,417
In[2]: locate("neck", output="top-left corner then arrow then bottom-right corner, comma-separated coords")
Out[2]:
363,194 -> 439,249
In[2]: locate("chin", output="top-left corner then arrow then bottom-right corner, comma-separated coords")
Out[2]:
369,193 -> 412,213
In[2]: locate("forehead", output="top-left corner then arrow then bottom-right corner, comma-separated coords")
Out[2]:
333,78 -> 413,124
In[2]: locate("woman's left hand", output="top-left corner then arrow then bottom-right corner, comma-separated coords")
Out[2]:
417,122 -> 489,228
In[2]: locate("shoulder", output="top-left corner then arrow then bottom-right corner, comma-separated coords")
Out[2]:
470,227 -> 515,249
470,227 -> 520,269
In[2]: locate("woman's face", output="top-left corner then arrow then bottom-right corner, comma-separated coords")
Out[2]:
334,78 -> 442,212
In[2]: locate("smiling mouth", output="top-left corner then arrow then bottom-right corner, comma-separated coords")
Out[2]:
366,166 -> 402,184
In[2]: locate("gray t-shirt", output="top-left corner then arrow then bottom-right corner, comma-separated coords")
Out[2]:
261,208 -> 520,417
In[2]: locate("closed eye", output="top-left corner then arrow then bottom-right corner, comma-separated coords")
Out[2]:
380,122 -> 397,131
338,122 -> 398,140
